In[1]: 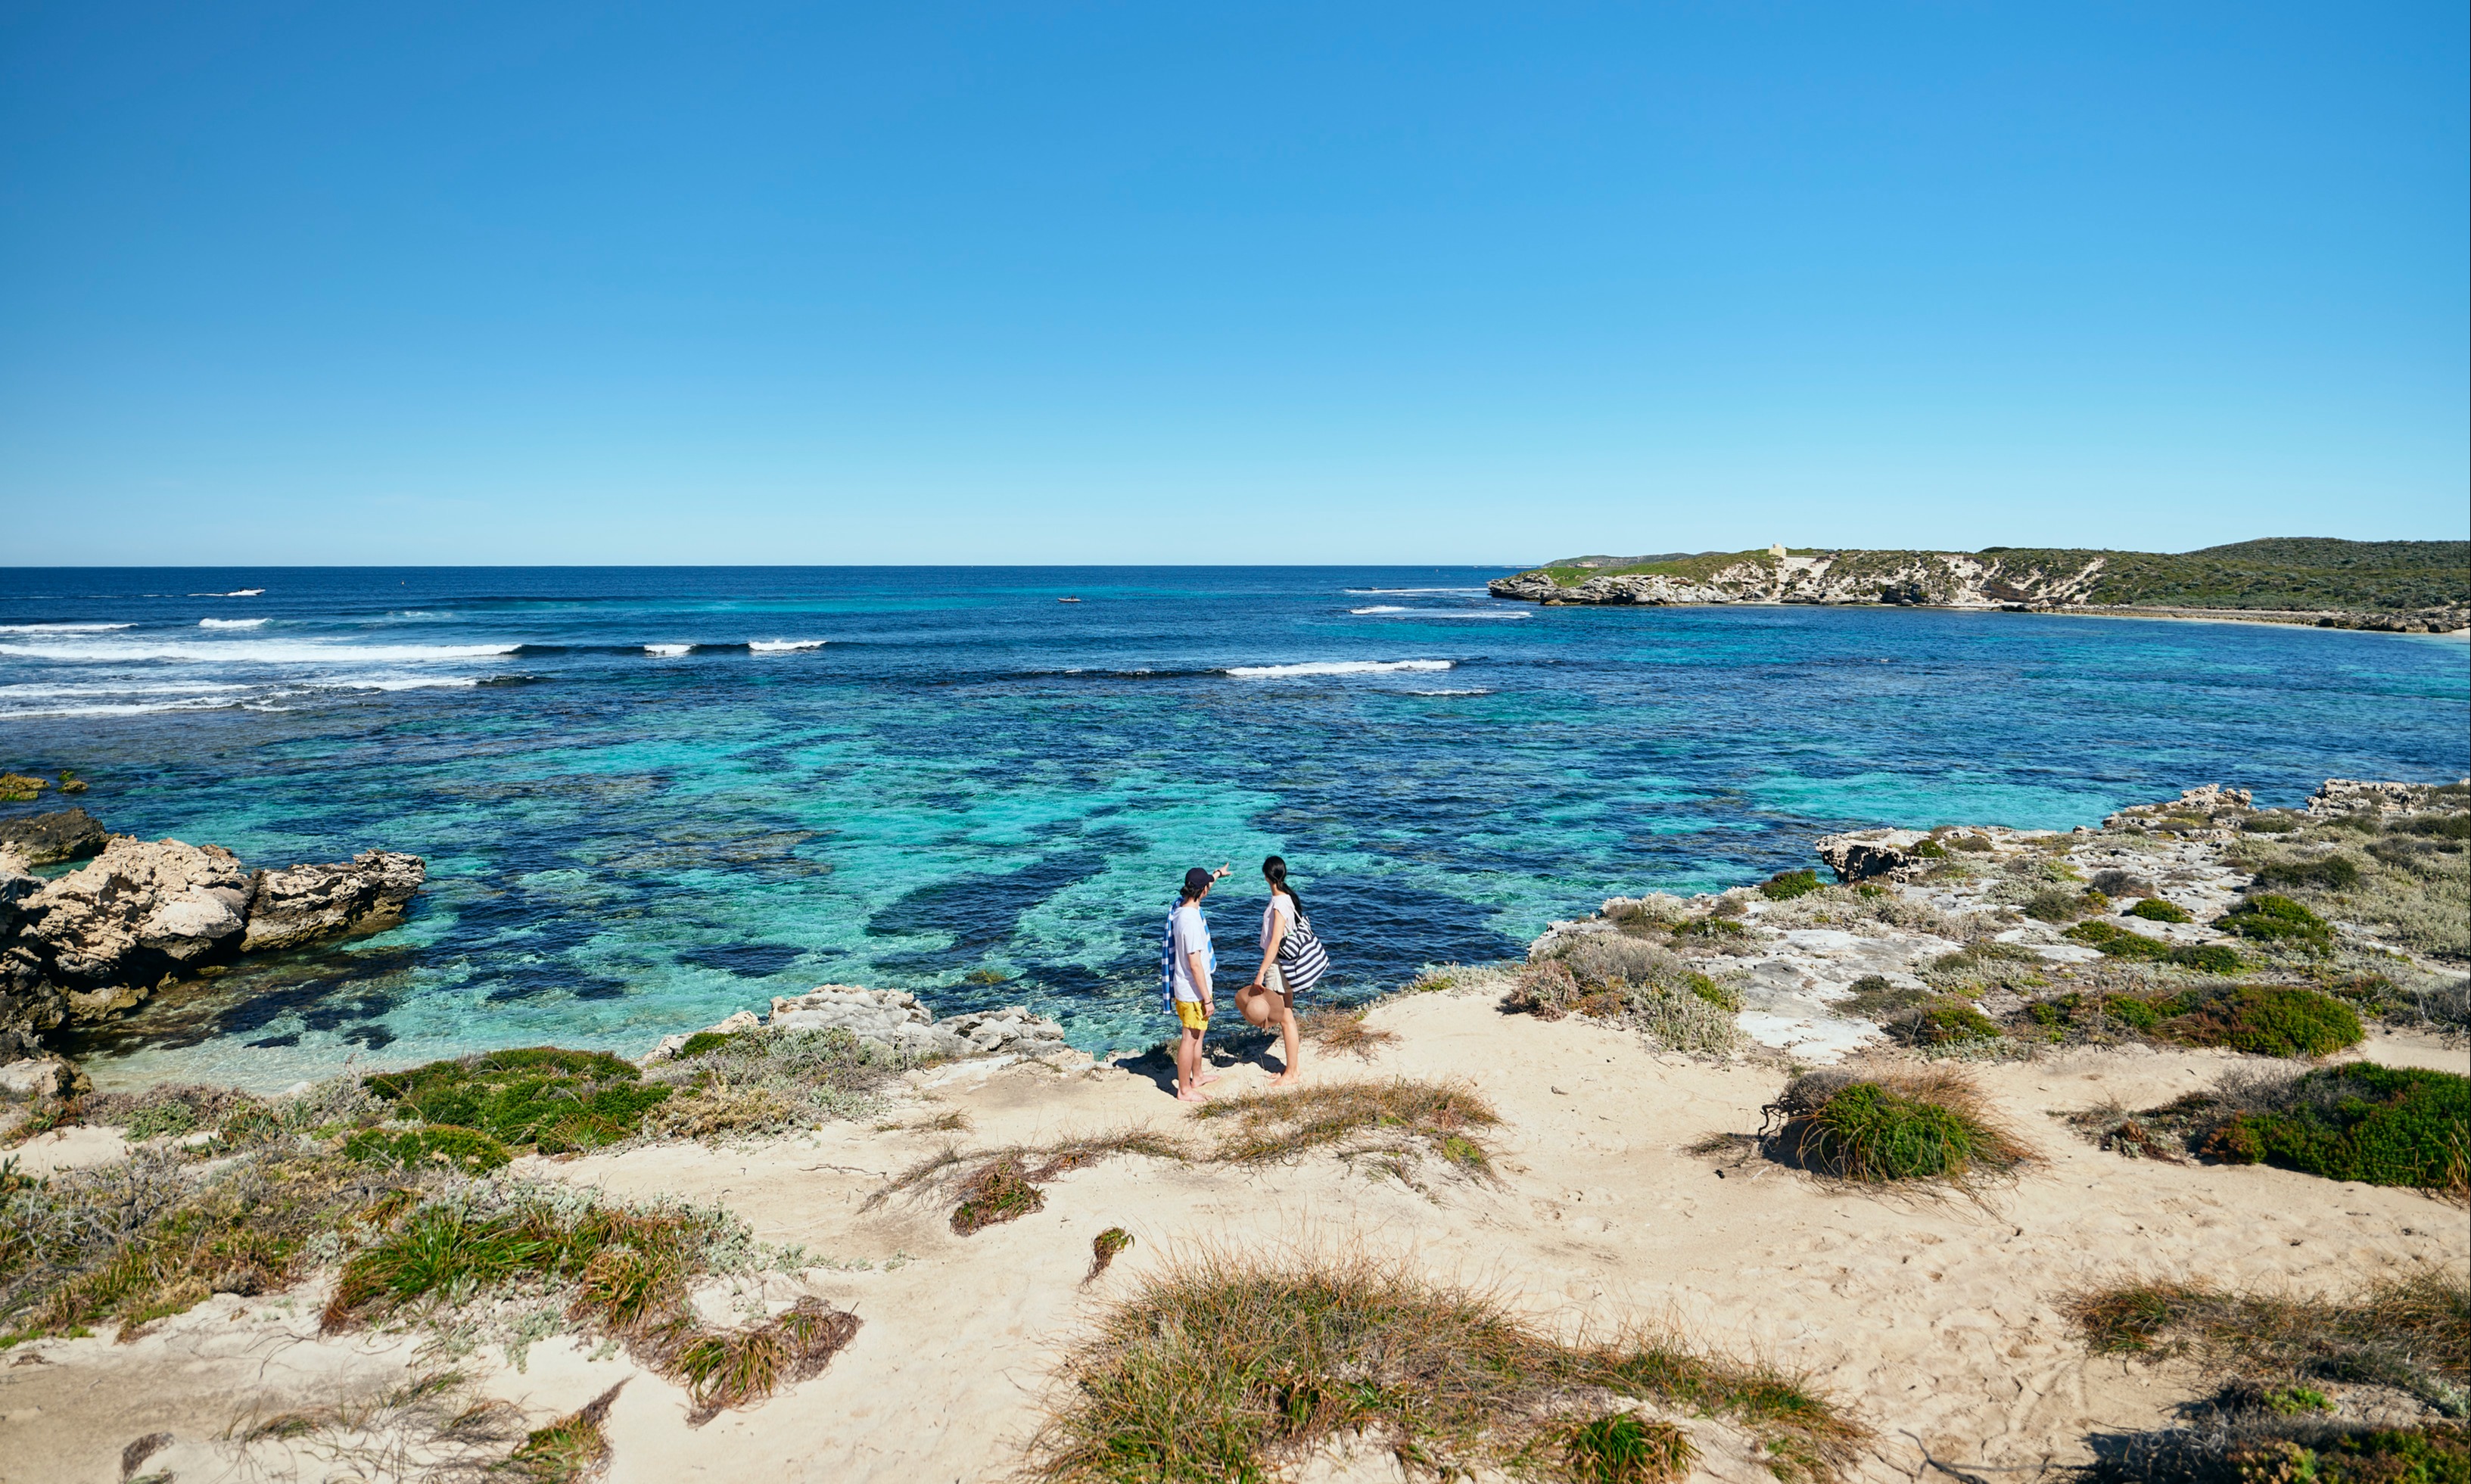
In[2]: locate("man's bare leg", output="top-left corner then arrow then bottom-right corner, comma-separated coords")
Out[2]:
1177,1026 -> 1213,1101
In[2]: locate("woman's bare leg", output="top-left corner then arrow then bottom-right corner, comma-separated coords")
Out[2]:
1269,996 -> 1302,1085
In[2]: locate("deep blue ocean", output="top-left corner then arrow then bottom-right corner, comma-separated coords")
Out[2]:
2,567 -> 2464,1090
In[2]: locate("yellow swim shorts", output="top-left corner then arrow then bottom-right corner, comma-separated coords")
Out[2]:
1175,999 -> 1209,1031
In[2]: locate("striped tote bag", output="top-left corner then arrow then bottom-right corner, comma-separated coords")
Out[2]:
1276,913 -> 1330,995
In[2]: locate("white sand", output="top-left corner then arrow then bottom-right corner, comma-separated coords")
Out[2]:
4,997 -> 2462,1483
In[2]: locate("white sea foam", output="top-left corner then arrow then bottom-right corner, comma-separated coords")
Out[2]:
1343,587 -> 1488,594
0,638 -> 521,664
189,589 -> 265,597
646,643 -> 693,657
0,622 -> 134,633
1350,607 -> 1528,620
199,618 -> 269,629
1408,687 -> 1492,695
0,673 -> 484,719
1349,605 -> 1410,614
748,639 -> 826,652
1225,659 -> 1454,679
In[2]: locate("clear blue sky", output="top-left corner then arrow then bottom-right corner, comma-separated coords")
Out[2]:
3,2 -> 2464,565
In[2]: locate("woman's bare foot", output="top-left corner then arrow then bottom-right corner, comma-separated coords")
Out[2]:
1267,1072 -> 1302,1088
1193,1071 -> 1223,1087
1177,1086 -> 1210,1103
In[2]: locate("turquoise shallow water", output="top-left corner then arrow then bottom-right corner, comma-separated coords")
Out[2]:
1,566 -> 2463,1090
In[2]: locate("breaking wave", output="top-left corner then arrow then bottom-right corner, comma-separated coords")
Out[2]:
1225,659 -> 1455,679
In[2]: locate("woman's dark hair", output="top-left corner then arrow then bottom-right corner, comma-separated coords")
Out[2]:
1262,855 -> 1305,922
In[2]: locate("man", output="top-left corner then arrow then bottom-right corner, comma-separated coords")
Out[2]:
1166,864 -> 1228,1103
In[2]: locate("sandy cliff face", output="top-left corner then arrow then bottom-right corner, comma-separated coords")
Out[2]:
1489,550 -> 2109,607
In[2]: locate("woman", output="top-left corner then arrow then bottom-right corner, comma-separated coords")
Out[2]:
1242,855 -> 1309,1087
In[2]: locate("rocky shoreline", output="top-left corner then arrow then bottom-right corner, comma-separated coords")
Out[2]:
1486,548 -> 2470,633
0,814 -> 425,1085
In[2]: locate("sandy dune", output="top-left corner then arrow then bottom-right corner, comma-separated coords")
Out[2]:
4,991 -> 2461,1483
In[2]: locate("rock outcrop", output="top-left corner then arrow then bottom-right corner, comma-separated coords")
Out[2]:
20,837 -> 253,1018
1813,829 -> 1934,883
2306,778 -> 2468,817
646,985 -> 1069,1064
241,851 -> 426,952
0,831 -> 428,1039
1489,550 -> 2108,609
0,807 -> 108,866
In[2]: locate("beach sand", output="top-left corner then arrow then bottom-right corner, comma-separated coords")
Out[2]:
5,991 -> 2461,1483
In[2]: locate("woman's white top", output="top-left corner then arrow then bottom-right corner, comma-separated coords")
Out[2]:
1261,892 -> 1296,954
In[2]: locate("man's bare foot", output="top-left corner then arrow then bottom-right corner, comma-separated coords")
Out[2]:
1268,1072 -> 1302,1088
1177,1087 -> 1210,1103
1193,1072 -> 1223,1087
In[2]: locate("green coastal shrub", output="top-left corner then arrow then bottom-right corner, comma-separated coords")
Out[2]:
2253,854 -> 2363,891
2061,921 -> 2237,972
2127,898 -> 2192,923
1912,838 -> 1949,860
343,1123 -> 512,1174
364,1047 -> 672,1155
2239,812 -> 2304,833
2204,1062 -> 2469,1190
675,1031 -> 742,1059
2025,888 -> 2108,923
1889,997 -> 2002,1047
2221,894 -> 2334,950
1759,870 -> 1822,901
2164,986 -> 2362,1058
2169,944 -> 2245,975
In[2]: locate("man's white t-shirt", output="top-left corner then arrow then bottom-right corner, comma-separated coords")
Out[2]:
1169,901 -> 1215,1003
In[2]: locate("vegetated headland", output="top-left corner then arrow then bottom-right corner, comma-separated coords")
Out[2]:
1,775 -> 2464,1482
1488,537 -> 2471,633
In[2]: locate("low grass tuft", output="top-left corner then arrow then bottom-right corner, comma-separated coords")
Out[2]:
1086,1227 -> 1134,1284
1761,1068 -> 2033,1185
2220,893 -> 2335,950
495,1380 -> 624,1482
1027,1249 -> 1864,1484
881,1131 -> 1190,1237
2128,897 -> 2194,924
1561,1412 -> 1695,1483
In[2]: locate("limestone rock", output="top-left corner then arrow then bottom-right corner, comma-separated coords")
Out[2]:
0,944 -> 64,1062
0,1055 -> 79,1101
2307,778 -> 2466,817
240,850 -> 426,953
0,807 -> 108,866
1813,829 -> 1931,882
0,847 -> 40,940
22,838 -> 251,1019
651,985 -> 1069,1062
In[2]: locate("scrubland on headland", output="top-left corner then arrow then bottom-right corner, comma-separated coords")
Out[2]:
0,776 -> 2465,1483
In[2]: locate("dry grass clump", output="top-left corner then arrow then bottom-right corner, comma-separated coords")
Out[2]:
1759,1068 -> 2034,1187
879,1130 -> 1190,1236
1028,1249 -> 1865,1484
217,1367 -> 536,1482
0,1140 -> 419,1345
1753,882 -> 1965,939
642,1025 -> 911,1141
1510,938 -> 1745,1057
1298,1008 -> 1399,1059
895,1080 -> 1502,1234
2067,1267 -> 2469,1419
1195,1079 -> 1500,1173
322,1186 -> 857,1422
1085,1227 -> 1134,1284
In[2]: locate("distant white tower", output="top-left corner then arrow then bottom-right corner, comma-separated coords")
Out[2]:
1769,543 -> 1787,557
